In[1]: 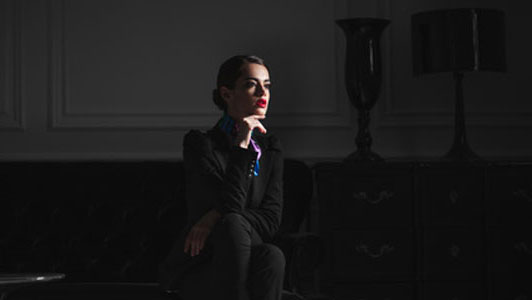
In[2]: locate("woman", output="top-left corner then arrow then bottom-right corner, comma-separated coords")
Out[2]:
159,55 -> 285,300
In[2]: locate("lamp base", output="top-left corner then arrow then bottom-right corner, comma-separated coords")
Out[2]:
344,150 -> 384,164
441,143 -> 483,162
439,72 -> 484,162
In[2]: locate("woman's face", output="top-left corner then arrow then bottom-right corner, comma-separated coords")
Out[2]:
222,63 -> 271,119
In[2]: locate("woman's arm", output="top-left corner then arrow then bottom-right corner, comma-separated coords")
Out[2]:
182,129 -> 258,256
242,136 -> 284,241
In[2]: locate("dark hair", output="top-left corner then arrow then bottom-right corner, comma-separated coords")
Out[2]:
212,55 -> 269,111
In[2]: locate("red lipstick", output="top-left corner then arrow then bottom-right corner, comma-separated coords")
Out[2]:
257,99 -> 267,108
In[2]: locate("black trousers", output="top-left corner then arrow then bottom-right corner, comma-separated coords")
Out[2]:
177,213 -> 285,300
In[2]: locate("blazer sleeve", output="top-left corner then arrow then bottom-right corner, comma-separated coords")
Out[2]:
183,130 -> 258,219
241,135 -> 284,241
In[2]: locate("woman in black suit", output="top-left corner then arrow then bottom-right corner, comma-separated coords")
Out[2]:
160,55 -> 285,300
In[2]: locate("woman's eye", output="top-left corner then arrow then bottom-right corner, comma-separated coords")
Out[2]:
245,82 -> 256,88
264,83 -> 272,90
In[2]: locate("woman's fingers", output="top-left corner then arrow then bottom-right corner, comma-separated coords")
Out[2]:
194,231 -> 207,256
256,121 -> 267,134
184,226 -> 209,257
238,116 -> 267,134
192,229 -> 200,256
198,232 -> 206,254
191,232 -> 197,256
234,115 -> 268,148
184,228 -> 196,255
246,116 -> 267,133
252,115 -> 267,134
184,231 -> 192,254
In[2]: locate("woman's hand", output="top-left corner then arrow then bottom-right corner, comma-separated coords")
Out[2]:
184,209 -> 221,257
234,115 -> 267,149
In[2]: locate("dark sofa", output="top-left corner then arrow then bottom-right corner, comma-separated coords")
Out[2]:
0,159 -> 321,300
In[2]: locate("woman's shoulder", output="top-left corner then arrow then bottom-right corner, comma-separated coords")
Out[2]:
183,129 -> 213,151
184,129 -> 206,140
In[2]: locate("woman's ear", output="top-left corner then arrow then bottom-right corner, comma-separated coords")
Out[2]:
220,86 -> 232,104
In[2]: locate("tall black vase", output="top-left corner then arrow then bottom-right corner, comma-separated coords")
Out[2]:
336,18 -> 390,163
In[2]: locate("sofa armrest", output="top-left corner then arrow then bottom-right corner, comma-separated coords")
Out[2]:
273,232 -> 324,296
8,282 -> 176,300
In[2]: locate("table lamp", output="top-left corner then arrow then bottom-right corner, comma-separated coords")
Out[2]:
411,8 -> 506,161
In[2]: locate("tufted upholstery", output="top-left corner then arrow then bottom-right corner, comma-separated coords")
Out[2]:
0,161 -> 186,282
0,159 -> 319,299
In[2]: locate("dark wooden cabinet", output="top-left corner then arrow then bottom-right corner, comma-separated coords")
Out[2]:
314,161 -> 532,300
486,165 -> 532,300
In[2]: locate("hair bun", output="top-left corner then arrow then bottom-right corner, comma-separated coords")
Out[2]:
212,89 -> 225,110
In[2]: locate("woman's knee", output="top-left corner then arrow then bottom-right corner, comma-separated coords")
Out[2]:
222,212 -> 246,224
220,212 -> 248,230
215,212 -> 250,241
257,244 -> 286,273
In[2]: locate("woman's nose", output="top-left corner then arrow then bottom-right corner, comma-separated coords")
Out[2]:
255,84 -> 266,96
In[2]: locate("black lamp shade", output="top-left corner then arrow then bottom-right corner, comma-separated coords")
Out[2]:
412,8 -> 506,75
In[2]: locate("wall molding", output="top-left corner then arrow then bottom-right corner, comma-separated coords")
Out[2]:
0,152 -> 350,162
0,0 -> 24,130
0,152 -> 181,161
48,0 -> 352,130
375,0 -> 532,128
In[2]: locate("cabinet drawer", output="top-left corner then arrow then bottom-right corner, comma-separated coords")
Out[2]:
488,276 -> 532,300
332,283 -> 413,300
487,167 -> 532,226
422,229 -> 483,280
488,229 -> 532,276
339,175 -> 413,228
318,174 -> 413,228
418,167 -> 483,227
330,230 -> 415,281
421,281 -> 483,300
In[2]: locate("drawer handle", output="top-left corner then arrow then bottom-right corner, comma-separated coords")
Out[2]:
449,244 -> 461,258
449,189 -> 459,204
514,242 -> 532,255
513,189 -> 532,203
355,243 -> 394,258
352,190 -> 394,205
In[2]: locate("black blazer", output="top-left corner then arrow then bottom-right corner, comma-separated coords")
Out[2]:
159,124 -> 284,290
